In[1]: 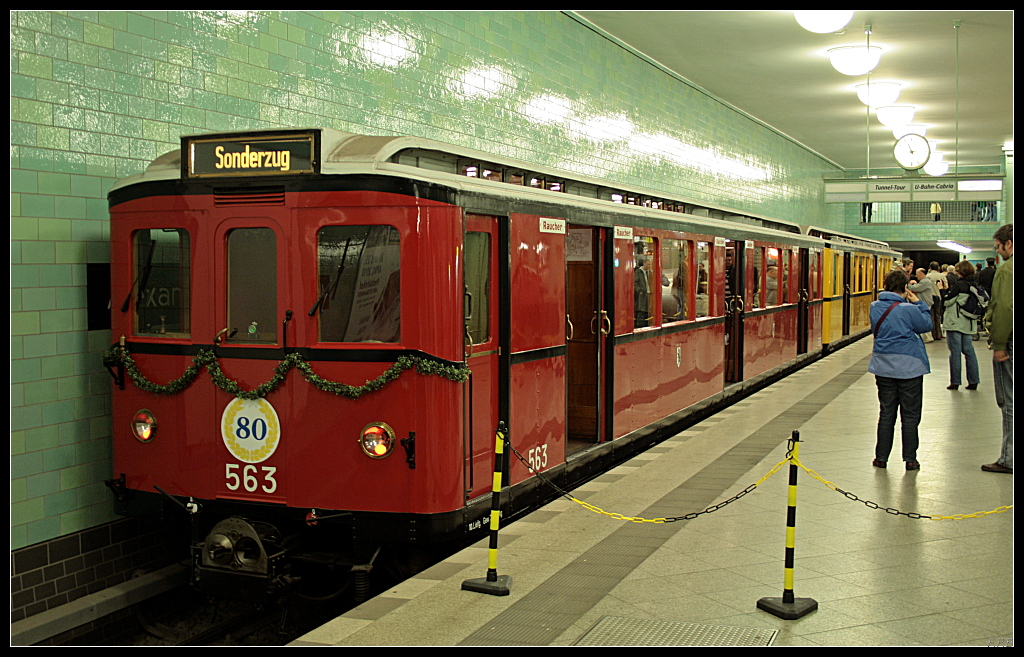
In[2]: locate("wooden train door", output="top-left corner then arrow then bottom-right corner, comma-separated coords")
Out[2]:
566,225 -> 609,453
212,217 -> 289,505
797,248 -> 810,354
842,251 -> 852,336
464,214 -> 501,500
724,239 -> 747,384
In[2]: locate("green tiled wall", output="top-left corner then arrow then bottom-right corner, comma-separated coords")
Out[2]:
11,10 -> 846,551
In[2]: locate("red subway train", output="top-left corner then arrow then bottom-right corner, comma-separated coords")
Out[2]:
104,128 -> 899,598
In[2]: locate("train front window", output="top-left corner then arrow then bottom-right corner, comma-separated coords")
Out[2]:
132,228 -> 190,338
465,231 -> 491,345
317,225 -> 401,343
227,228 -> 277,344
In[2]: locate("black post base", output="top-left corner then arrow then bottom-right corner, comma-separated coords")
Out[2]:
462,574 -> 512,596
757,596 -> 818,620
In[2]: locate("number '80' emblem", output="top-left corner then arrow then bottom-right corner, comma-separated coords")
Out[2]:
221,398 -> 281,463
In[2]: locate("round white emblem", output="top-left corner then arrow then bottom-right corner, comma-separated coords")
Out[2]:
221,398 -> 281,463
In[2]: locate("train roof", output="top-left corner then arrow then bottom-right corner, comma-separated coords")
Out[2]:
801,225 -> 900,255
111,127 -> 832,245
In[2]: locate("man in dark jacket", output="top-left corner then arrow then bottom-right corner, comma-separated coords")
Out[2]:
978,257 -> 997,296
975,257 -> 997,340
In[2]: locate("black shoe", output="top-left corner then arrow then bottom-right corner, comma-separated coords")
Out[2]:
872,459 -> 886,469
981,462 -> 1013,473
966,383 -> 978,390
906,461 -> 920,471
947,384 -> 959,390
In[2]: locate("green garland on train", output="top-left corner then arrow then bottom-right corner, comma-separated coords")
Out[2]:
102,345 -> 470,400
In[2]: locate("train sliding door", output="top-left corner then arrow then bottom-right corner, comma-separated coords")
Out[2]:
842,251 -> 852,336
464,214 -> 501,500
797,248 -> 810,354
566,225 -> 610,454
723,238 -> 748,384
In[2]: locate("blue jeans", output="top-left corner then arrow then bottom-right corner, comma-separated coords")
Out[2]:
946,330 -> 979,386
992,339 -> 1013,468
875,375 -> 923,462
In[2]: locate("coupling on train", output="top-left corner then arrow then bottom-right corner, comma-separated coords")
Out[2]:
104,128 -> 898,599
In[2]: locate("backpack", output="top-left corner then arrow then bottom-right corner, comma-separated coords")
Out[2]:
956,281 -> 989,320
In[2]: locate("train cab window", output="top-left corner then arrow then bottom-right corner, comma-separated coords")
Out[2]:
695,241 -> 710,318
316,225 -> 401,343
633,236 -> 658,329
661,239 -> 690,323
132,228 -> 190,337
226,228 -> 277,344
464,231 -> 490,345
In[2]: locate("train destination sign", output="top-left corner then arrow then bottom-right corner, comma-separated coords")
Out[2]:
184,131 -> 318,178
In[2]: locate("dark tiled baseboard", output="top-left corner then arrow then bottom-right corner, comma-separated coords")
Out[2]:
11,515 -> 186,636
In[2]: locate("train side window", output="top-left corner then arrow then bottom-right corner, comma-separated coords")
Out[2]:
316,225 -> 401,343
833,253 -> 842,295
752,247 -> 765,309
226,228 -> 277,344
661,238 -> 690,323
695,241 -> 710,318
812,251 -> 821,299
464,231 -> 490,345
633,235 -> 658,329
781,249 -> 791,304
766,247 -> 779,306
132,228 -> 191,338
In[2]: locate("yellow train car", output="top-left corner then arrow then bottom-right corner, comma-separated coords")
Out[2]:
804,228 -> 900,350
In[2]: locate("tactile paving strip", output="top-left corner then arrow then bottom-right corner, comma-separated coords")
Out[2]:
574,616 -> 778,646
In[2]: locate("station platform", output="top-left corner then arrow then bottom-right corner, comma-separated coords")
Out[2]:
292,338 -> 1013,647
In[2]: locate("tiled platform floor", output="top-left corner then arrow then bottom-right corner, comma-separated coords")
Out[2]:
294,338 -> 1013,646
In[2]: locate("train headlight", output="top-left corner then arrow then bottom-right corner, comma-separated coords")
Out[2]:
360,422 -> 396,458
132,409 -> 158,442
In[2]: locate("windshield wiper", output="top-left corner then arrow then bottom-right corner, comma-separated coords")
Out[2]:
308,238 -> 350,317
119,240 -> 156,312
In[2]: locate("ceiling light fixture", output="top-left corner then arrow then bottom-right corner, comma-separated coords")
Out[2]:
855,81 -> 901,108
893,123 -> 927,139
828,44 -> 882,75
937,240 -> 971,254
924,159 -> 950,176
875,105 -> 916,127
795,11 -> 854,34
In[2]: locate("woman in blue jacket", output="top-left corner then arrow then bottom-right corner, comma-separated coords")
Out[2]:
869,269 -> 934,470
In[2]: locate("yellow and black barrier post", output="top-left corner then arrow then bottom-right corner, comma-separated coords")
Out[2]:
462,421 -> 512,596
757,430 -> 817,620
